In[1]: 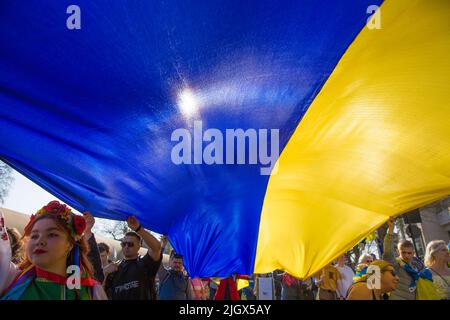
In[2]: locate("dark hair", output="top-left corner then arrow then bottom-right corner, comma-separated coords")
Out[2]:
98,242 -> 110,254
124,231 -> 141,243
7,227 -> 24,264
170,250 -> 182,259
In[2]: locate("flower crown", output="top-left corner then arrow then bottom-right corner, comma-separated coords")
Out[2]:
25,201 -> 86,241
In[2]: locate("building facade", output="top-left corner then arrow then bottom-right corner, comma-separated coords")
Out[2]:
399,196 -> 450,259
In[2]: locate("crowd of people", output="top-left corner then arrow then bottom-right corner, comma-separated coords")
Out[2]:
274,218 -> 450,300
0,201 -> 449,300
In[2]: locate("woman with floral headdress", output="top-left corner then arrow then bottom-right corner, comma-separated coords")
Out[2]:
0,201 -> 107,300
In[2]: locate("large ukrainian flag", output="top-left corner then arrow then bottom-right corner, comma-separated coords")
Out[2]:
0,0 -> 449,278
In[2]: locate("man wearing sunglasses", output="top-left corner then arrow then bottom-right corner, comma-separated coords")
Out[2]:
104,216 -> 163,300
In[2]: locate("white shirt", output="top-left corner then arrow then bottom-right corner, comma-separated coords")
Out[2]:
336,265 -> 355,299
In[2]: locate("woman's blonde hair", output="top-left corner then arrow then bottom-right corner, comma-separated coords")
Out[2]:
424,240 -> 447,267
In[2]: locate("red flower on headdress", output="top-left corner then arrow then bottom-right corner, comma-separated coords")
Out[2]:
73,215 -> 86,236
43,201 -> 66,215
1,233 -> 8,241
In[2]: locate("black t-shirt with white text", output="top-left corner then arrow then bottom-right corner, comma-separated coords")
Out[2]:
105,252 -> 162,300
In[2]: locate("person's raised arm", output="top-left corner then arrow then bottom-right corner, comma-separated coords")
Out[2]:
127,216 -> 161,261
156,235 -> 169,276
83,212 -> 104,283
382,217 -> 396,264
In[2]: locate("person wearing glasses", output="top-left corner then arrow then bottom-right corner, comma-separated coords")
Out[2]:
354,253 -> 374,277
103,216 -> 162,300
359,253 -> 374,265
346,260 -> 400,300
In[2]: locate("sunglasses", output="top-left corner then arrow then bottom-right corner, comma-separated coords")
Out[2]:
382,269 -> 397,277
120,241 -> 135,248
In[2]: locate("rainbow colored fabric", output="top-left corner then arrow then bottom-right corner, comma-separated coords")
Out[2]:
0,0 -> 449,278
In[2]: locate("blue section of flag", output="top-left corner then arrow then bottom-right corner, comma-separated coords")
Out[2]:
0,0 -> 382,276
